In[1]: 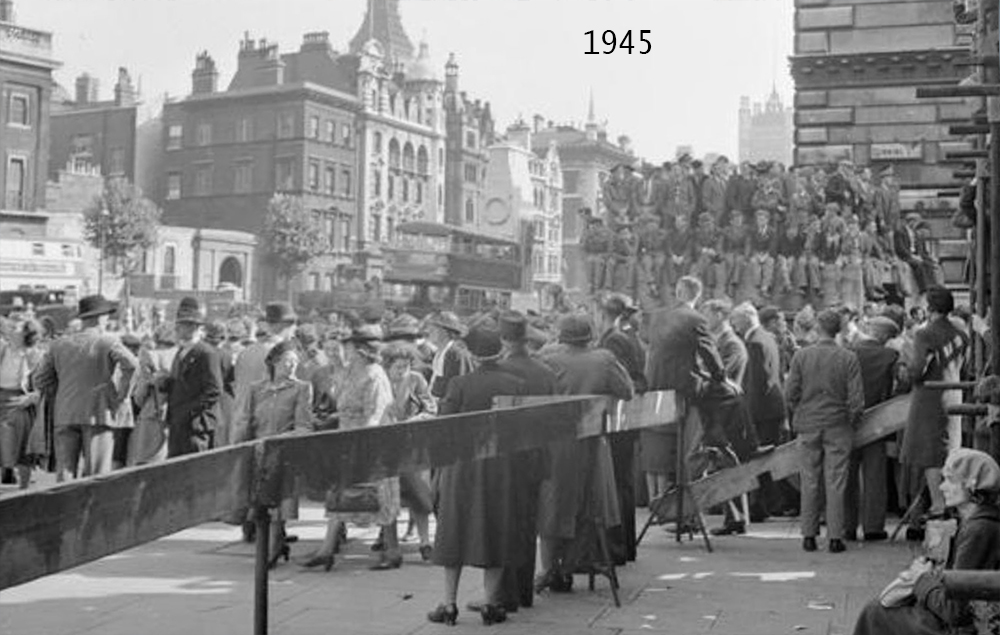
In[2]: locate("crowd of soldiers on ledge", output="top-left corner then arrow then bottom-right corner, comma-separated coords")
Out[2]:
580,155 -> 947,309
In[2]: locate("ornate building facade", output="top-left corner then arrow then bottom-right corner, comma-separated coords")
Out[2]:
738,89 -> 793,165
443,53 -> 495,228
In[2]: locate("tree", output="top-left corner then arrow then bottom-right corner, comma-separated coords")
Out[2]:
84,177 -> 161,314
261,194 -> 330,301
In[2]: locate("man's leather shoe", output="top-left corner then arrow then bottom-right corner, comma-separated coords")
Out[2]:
710,521 -> 746,536
905,527 -> 926,542
802,537 -> 817,552
843,529 -> 857,542
828,539 -> 846,553
864,531 -> 888,542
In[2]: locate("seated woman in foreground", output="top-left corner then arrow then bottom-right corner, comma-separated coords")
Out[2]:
853,448 -> 1000,635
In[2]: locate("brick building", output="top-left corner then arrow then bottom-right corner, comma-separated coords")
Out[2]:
529,97 -> 633,292
49,69 -> 139,182
1,0 -> 58,215
443,52 -> 495,228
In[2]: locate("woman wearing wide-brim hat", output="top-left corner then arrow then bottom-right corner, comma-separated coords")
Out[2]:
300,324 -> 402,572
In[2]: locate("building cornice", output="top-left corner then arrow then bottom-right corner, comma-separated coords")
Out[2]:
178,81 -> 361,111
360,110 -> 443,139
790,47 -> 970,89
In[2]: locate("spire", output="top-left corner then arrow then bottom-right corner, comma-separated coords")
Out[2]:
349,0 -> 415,62
587,88 -> 595,124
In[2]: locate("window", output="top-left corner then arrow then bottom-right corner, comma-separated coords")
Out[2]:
61,244 -> 73,258
386,216 -> 395,242
234,161 -> 253,193
372,214 -> 381,241
194,164 -> 213,195
372,168 -> 381,197
562,170 -> 579,194
388,138 -> 400,169
71,134 -> 93,158
533,250 -> 544,273
387,175 -> 395,200
109,148 -> 125,175
341,169 -> 352,196
167,125 -> 183,150
415,181 -> 423,204
341,123 -> 352,148
324,216 -> 335,244
326,120 -> 335,143
6,157 -> 26,210
341,219 -> 351,251
166,172 -> 181,199
308,161 -> 320,191
277,112 -> 294,139
196,122 -> 212,146
403,143 -> 415,171
465,131 -> 476,149
373,131 -> 383,154
309,116 -> 320,139
325,166 -> 336,195
402,178 -> 409,202
309,272 -> 320,291
325,274 -> 335,292
548,255 -> 559,275
465,199 -> 474,224
417,146 -> 429,174
7,93 -> 29,126
275,158 -> 294,191
237,117 -> 253,142
163,245 -> 177,275
464,164 -> 477,183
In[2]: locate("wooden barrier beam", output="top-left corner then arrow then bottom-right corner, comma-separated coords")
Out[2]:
924,381 -> 977,390
949,125 -> 990,135
0,445 -> 255,590
258,396 -> 613,505
946,150 -> 989,160
689,394 -> 911,512
943,571 -> 1000,601
948,403 -> 988,416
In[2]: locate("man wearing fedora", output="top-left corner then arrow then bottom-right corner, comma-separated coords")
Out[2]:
426,311 -> 472,402
33,294 -> 138,480
232,301 -> 298,443
163,297 -> 222,457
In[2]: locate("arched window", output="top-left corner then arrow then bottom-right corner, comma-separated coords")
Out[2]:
402,178 -> 409,202
389,94 -> 398,116
402,142 -> 415,172
219,256 -> 243,287
373,131 -> 383,154
417,146 -> 429,175
388,138 -> 401,169
163,245 -> 176,275
465,199 -> 474,224
404,98 -> 412,120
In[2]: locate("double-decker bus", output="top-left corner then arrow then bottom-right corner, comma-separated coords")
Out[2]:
382,221 -> 524,315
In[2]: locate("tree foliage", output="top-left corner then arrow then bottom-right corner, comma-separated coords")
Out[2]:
84,177 -> 161,275
262,194 -> 330,284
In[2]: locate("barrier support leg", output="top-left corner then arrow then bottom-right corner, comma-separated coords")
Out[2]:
254,507 -> 271,635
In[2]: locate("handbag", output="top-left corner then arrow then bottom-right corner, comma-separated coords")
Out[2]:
326,483 -> 381,513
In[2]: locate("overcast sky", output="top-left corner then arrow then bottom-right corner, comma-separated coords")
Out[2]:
17,0 -> 794,162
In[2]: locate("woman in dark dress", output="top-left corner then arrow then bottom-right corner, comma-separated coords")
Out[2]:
853,448 -> 1000,635
427,322 -> 527,627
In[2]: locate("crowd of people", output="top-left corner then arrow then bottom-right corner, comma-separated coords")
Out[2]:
0,276 -> 997,633
582,157 -> 946,309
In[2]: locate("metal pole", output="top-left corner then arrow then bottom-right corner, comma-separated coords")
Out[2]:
990,105 -> 1000,375
254,507 -> 271,635
675,406 -> 685,543
98,209 -> 105,295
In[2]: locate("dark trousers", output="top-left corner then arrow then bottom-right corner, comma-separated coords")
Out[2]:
844,440 -> 888,535
501,451 -> 543,607
609,433 -> 637,563
167,425 -> 214,457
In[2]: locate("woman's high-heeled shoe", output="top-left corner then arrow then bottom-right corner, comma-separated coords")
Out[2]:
300,553 -> 335,572
478,604 -> 507,626
427,603 -> 458,626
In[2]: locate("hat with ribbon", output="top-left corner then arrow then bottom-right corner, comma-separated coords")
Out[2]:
77,294 -> 117,320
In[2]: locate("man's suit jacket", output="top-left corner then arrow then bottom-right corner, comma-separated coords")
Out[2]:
430,340 -> 474,400
743,325 -> 787,425
33,328 -> 138,428
165,341 -> 222,450
599,327 -> 648,394
646,305 -> 725,398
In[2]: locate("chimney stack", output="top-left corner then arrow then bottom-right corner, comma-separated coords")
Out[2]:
75,73 -> 99,104
506,118 -> 532,150
533,114 -> 545,133
617,135 -> 632,154
445,53 -> 459,94
114,67 -> 137,106
192,51 -> 218,94
0,0 -> 14,22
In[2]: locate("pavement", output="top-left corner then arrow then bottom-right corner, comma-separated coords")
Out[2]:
0,492 -> 917,635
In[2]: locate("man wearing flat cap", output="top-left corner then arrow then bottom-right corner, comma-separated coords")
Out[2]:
33,294 -> 138,480
843,315 -> 901,542
164,297 -> 222,457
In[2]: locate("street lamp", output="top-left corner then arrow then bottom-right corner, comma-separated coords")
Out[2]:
97,205 -> 109,295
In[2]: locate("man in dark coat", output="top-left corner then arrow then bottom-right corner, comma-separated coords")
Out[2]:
427,311 -> 473,401
596,294 -> 646,562
645,276 -> 727,485
164,297 -> 222,457
494,311 -> 558,610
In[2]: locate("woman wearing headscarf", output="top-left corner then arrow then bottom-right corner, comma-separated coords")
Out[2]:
243,339 -> 314,568
853,448 -> 1000,635
427,321 -> 527,627
0,319 -> 45,488
300,324 -> 400,571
